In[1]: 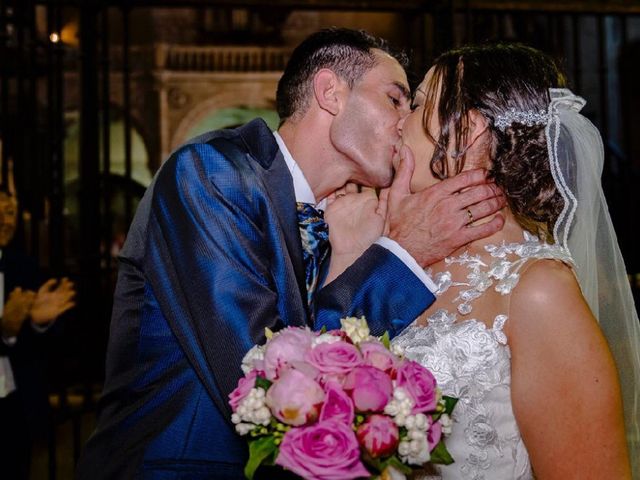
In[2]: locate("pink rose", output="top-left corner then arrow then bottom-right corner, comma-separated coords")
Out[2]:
319,381 -> 354,425
266,369 -> 324,426
305,341 -> 362,376
228,370 -> 259,413
276,419 -> 371,480
396,360 -> 438,414
359,341 -> 397,374
343,365 -> 393,412
356,414 -> 399,458
263,327 -> 315,380
428,419 -> 443,451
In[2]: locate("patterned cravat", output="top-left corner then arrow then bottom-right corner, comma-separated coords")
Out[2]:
296,202 -> 330,304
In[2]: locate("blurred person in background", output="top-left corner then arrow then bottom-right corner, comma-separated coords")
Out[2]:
0,156 -> 76,480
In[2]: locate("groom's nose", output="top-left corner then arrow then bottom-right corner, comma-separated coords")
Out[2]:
397,113 -> 408,135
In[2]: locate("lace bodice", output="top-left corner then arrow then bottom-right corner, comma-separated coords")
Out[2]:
393,232 -> 573,480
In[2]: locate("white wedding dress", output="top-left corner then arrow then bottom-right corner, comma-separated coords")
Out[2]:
393,231 -> 573,480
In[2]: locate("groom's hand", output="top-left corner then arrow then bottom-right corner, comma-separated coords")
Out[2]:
385,145 -> 506,268
324,184 -> 384,283
325,184 -> 383,257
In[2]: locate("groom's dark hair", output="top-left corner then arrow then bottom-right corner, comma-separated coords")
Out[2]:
276,27 -> 408,124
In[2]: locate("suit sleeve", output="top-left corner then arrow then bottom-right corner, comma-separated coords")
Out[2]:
143,143 -> 294,417
314,245 -> 435,337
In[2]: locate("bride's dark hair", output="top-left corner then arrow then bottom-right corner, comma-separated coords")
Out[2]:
423,43 -> 567,240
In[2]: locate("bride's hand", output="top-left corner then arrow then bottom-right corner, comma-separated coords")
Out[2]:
323,184 -> 384,283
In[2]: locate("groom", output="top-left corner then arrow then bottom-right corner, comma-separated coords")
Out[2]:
76,28 -> 504,479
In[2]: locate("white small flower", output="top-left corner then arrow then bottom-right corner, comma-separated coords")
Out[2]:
409,445 -> 431,465
311,333 -> 342,346
439,413 -> 453,435
400,435 -> 431,465
235,422 -> 255,435
393,387 -> 408,402
386,386 -> 418,431
235,388 -> 272,426
340,316 -> 370,344
390,343 -> 405,357
405,415 -> 416,429
409,439 -> 422,453
256,406 -> 271,424
394,414 -> 406,427
414,413 -> 428,430
241,345 -> 264,374
384,403 -> 399,416
398,441 -> 411,457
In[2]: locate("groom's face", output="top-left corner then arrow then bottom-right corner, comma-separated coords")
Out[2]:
330,49 -> 410,188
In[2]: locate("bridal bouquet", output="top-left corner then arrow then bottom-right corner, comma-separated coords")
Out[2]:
229,317 -> 457,479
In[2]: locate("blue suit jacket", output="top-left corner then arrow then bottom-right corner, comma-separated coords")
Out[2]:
76,119 -> 434,479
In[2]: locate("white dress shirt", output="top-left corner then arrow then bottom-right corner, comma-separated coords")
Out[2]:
273,132 -> 437,292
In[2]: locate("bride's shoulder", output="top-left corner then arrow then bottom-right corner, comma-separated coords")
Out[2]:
507,257 -> 594,336
515,257 -> 579,302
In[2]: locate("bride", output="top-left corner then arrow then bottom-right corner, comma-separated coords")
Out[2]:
327,43 -> 638,478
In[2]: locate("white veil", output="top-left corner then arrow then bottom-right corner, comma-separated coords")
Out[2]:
546,88 -> 640,476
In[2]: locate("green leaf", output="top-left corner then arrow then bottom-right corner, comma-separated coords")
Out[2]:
255,376 -> 272,391
442,395 -> 458,415
244,436 -> 278,479
429,440 -> 454,465
380,331 -> 391,350
362,453 -> 412,476
383,455 -> 413,475
320,325 -> 327,334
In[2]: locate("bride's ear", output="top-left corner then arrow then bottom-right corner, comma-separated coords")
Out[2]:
467,109 -> 490,146
448,110 -> 490,164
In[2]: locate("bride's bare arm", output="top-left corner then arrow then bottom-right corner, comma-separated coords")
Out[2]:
506,259 -> 631,479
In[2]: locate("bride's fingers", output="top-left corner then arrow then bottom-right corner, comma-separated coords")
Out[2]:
378,188 -> 390,234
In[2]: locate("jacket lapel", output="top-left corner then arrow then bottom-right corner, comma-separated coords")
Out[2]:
234,120 -> 308,305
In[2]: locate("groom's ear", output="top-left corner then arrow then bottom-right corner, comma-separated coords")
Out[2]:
313,69 -> 344,116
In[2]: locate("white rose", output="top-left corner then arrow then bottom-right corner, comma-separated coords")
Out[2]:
340,316 -> 370,344
241,344 -> 264,374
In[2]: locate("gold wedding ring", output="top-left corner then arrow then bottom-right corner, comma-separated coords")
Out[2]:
466,208 -> 474,224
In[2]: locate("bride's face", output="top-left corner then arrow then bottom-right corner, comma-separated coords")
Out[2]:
398,67 -> 443,192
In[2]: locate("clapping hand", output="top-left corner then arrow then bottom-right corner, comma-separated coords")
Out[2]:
1,288 -> 36,337
29,277 -> 76,326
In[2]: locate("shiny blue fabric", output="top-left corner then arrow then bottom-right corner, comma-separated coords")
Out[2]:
76,119 -> 435,479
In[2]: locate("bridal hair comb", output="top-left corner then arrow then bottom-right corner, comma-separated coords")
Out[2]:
494,108 -> 548,131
